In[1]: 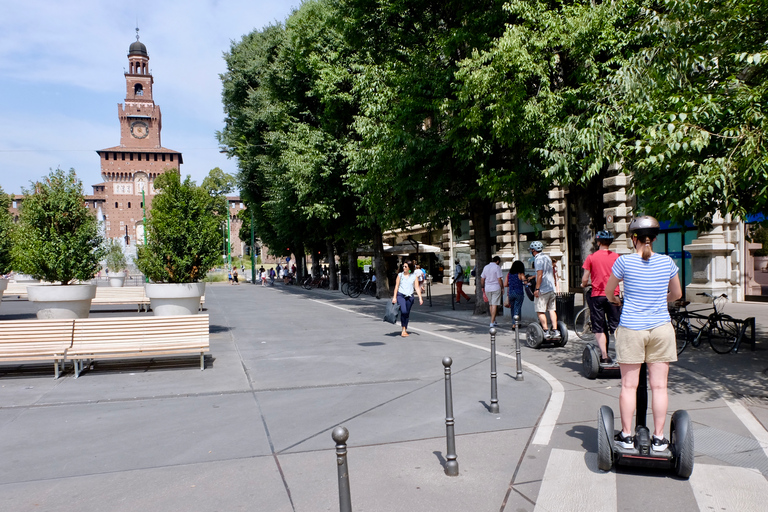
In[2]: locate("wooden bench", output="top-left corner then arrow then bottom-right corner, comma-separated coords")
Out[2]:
68,314 -> 210,377
0,319 -> 75,378
91,286 -> 151,312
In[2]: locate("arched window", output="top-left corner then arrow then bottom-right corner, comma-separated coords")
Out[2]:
134,84 -> 143,96
115,202 -> 118,208
128,202 -> 131,208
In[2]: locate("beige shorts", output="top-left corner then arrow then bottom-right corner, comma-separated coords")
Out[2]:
615,323 -> 677,364
486,289 -> 503,306
534,291 -> 556,313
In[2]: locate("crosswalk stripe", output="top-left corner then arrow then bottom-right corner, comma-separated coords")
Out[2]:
690,463 -> 768,511
533,448 -> 616,512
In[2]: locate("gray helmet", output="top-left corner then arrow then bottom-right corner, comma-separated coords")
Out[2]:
629,216 -> 660,238
595,230 -> 614,242
529,241 -> 544,253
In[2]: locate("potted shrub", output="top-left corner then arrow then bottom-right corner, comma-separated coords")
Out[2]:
0,187 -> 14,305
751,225 -> 768,272
12,168 -> 105,318
135,171 -> 221,316
104,239 -> 128,287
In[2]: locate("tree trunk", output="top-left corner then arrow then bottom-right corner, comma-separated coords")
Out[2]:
347,244 -> 359,282
470,198 -> 493,316
327,239 -> 338,290
372,225 -> 390,299
311,252 -> 321,278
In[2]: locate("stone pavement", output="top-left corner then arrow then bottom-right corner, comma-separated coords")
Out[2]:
0,281 -> 766,511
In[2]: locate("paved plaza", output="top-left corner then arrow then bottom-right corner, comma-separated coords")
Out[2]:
1,281 -> 767,511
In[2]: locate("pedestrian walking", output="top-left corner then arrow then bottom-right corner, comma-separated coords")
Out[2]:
605,216 -> 682,452
581,230 -> 621,363
391,260 -> 423,337
506,260 -> 529,327
233,268 -> 239,285
454,259 -> 471,303
481,255 -> 504,327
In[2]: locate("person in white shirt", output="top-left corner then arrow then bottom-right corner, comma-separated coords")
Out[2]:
480,256 -> 504,327
391,260 -> 424,337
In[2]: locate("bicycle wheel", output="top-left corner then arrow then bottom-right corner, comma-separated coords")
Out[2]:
367,282 -> 377,297
348,280 -> 362,298
302,277 -> 312,290
574,307 -> 594,341
672,315 -> 692,355
341,281 -> 349,296
708,316 -> 741,354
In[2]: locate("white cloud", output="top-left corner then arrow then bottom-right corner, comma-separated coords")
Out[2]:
0,0 -> 298,194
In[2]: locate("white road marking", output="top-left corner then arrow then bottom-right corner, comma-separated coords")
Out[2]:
533,449 -> 616,512
689,463 -> 768,511
309,298 -> 564,445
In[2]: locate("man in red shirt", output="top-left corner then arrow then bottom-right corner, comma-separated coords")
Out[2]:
581,231 -> 621,363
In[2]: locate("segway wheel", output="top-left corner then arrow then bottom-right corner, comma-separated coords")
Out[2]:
597,406 -> 615,471
582,345 -> 600,379
556,321 -> 569,347
526,323 -> 544,349
671,410 -> 694,479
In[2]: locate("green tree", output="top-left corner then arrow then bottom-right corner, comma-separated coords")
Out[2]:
135,171 -> 221,283
0,187 -> 14,275
13,168 -> 105,284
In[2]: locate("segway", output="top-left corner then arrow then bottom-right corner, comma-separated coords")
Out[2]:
582,333 -> 620,379
526,321 -> 569,349
596,364 -> 694,478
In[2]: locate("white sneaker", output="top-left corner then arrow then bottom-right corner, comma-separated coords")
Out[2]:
652,435 -> 669,452
616,431 -> 634,449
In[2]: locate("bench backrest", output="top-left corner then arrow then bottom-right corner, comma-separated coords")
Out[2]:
71,315 -> 209,352
94,287 -> 148,299
0,319 -> 75,356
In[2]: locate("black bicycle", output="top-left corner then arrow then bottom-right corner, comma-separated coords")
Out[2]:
671,293 -> 744,354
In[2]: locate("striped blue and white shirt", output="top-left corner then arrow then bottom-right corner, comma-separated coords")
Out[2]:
612,253 -> 679,330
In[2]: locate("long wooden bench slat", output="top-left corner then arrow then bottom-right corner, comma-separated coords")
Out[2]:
0,319 -> 75,378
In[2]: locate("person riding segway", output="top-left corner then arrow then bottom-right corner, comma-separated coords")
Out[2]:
596,216 -> 693,478
526,241 -> 568,348
581,230 -> 622,378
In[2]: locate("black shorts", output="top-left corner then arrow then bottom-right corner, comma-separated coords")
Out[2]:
588,295 -> 621,334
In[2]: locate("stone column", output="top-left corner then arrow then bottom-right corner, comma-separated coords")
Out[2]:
495,201 -> 516,269
683,213 -> 738,302
542,187 -> 567,290
602,164 -> 633,256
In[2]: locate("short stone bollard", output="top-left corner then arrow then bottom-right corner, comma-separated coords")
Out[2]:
514,315 -> 524,381
489,327 -> 499,413
443,356 -> 459,476
332,426 -> 352,512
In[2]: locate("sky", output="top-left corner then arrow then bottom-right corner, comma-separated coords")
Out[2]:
0,0 -> 300,195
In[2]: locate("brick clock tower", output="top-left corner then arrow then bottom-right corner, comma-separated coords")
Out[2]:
91,30 -> 182,246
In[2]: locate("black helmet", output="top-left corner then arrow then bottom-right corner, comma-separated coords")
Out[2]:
629,216 -> 660,238
595,230 -> 614,242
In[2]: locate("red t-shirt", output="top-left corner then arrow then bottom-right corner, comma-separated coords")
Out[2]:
582,249 -> 620,297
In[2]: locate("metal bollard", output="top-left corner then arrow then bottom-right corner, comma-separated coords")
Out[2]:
443,356 -> 459,476
332,426 -> 352,512
489,327 -> 499,413
514,315 -> 524,381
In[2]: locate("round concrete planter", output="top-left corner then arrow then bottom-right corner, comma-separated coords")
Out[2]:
0,279 -> 7,309
754,256 -> 768,272
109,272 -> 126,287
26,283 -> 97,319
145,282 -> 205,316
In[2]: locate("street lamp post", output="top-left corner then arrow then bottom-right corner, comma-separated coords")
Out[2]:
250,209 -> 256,285
141,189 -> 148,282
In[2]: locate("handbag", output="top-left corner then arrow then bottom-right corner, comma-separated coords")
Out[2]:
383,301 -> 401,324
524,280 -> 535,301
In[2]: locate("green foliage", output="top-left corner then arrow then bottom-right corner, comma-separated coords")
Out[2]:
751,225 -> 768,257
135,171 -> 222,283
104,239 -> 127,272
0,187 -> 14,275
12,168 -> 105,284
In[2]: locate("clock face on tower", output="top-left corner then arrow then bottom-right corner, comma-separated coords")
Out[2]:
130,120 -> 149,139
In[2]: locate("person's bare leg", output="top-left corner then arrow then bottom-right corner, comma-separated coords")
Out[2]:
490,305 -> 497,323
549,309 -> 558,330
647,362 -> 670,437
619,363 -> 641,435
537,312 -> 549,330
595,332 -> 608,360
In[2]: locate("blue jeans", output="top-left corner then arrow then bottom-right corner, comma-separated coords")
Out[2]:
508,293 -> 525,323
397,293 -> 415,329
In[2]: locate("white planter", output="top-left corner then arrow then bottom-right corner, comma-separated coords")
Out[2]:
754,256 -> 768,272
0,279 -> 7,309
26,283 -> 97,319
109,272 -> 126,287
145,282 -> 205,316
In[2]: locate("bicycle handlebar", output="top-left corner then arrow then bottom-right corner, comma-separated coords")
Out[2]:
697,292 -> 728,299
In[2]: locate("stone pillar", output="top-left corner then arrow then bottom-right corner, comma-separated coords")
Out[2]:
745,238 -> 762,296
603,164 -> 633,256
683,213 -> 739,302
495,201 -> 516,269
542,186 -> 567,290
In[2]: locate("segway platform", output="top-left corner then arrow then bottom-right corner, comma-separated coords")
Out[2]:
582,343 -> 620,379
525,321 -> 569,349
